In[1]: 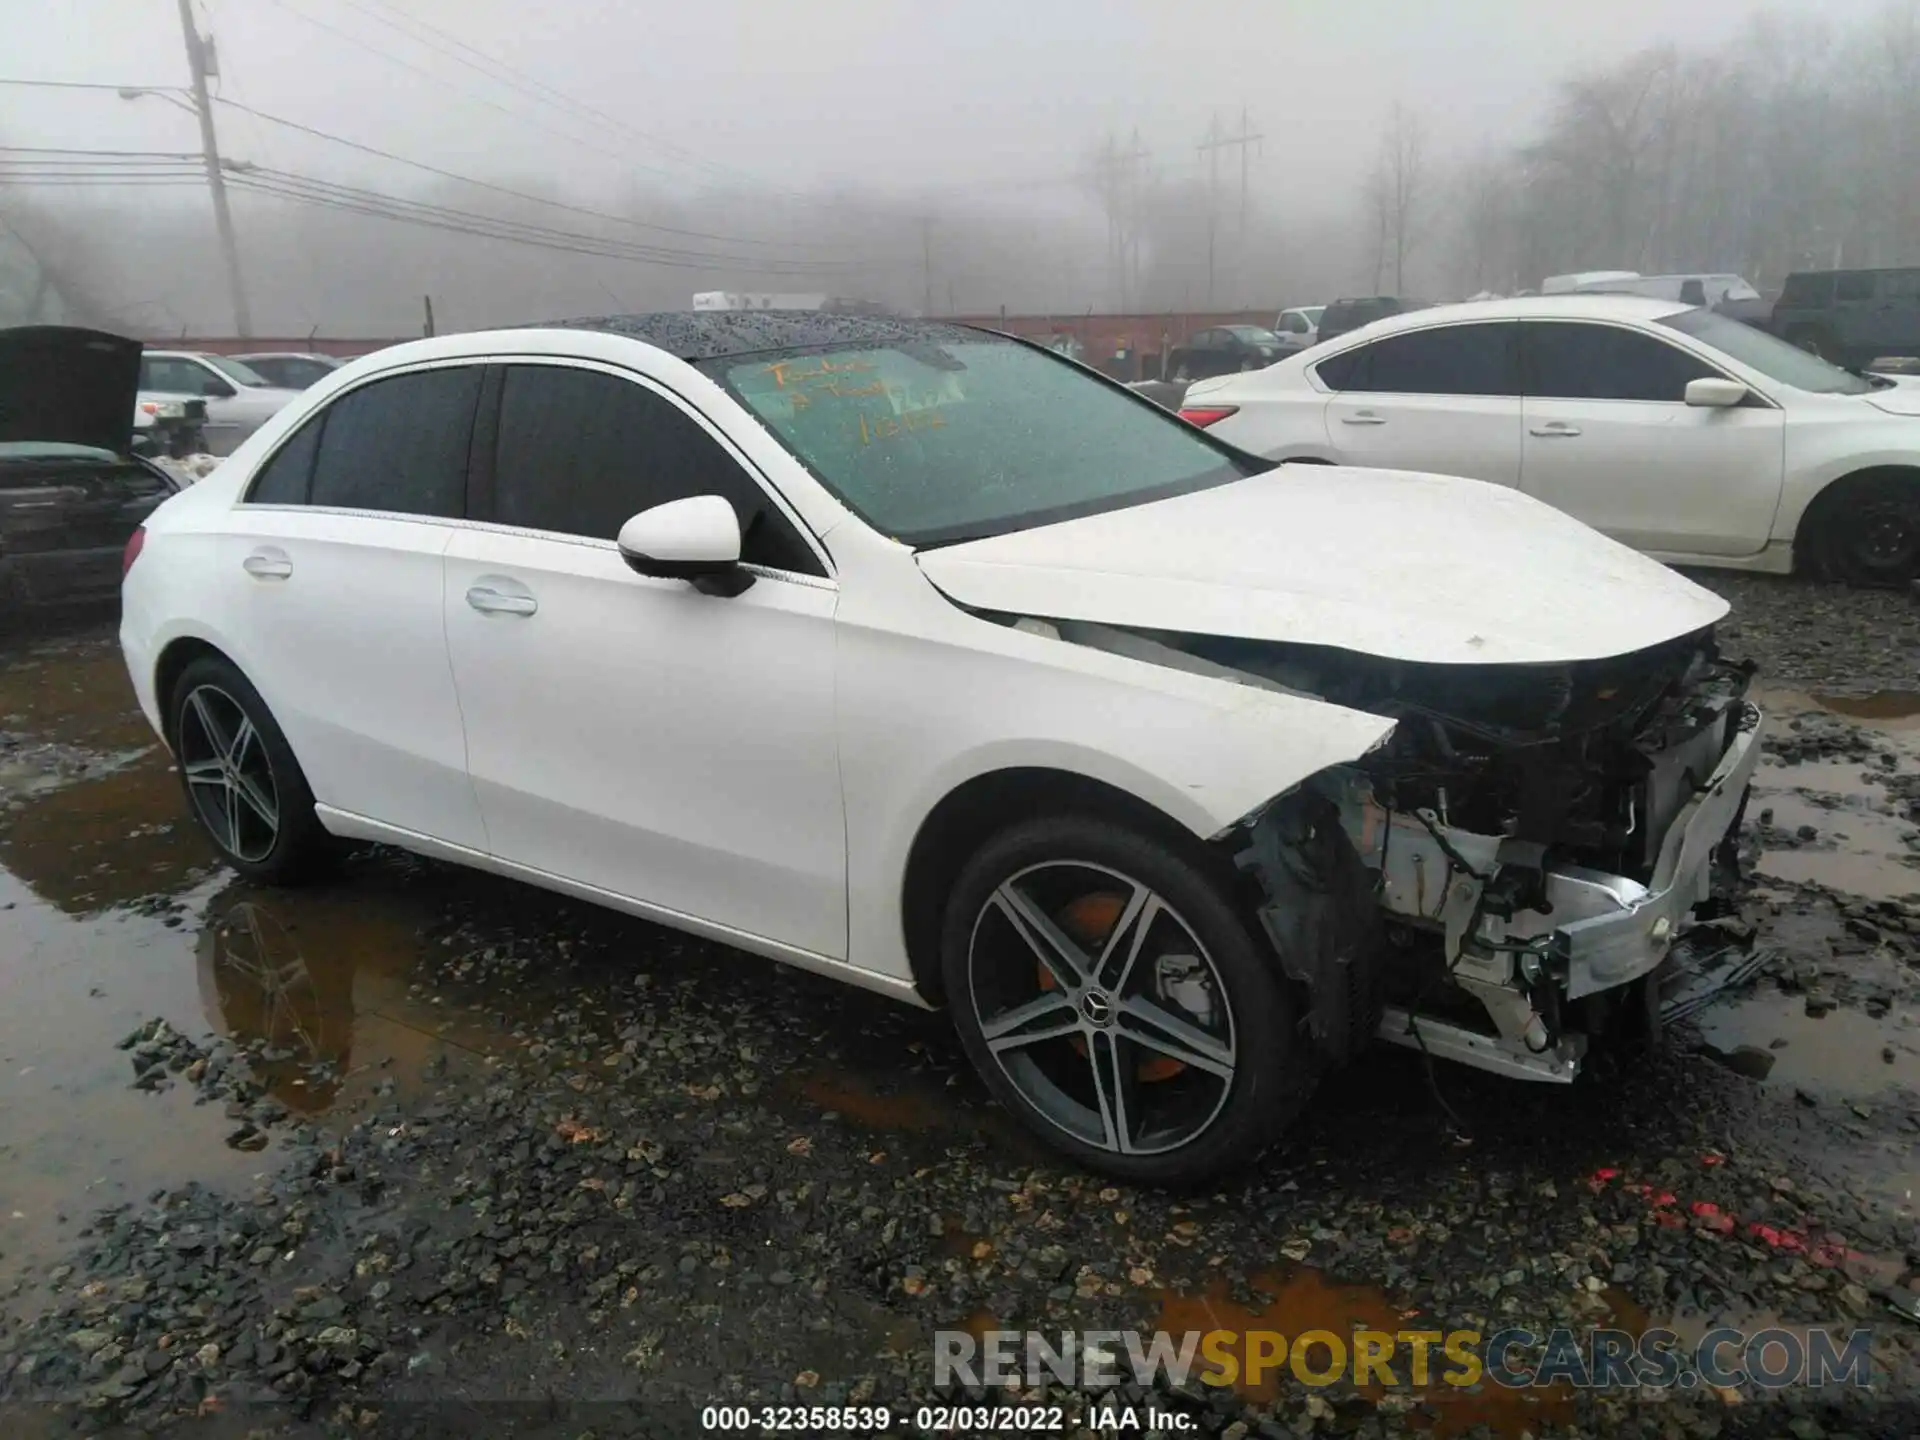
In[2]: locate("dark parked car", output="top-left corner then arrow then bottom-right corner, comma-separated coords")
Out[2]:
231,352 -> 345,390
1315,296 -> 1430,344
1165,325 -> 1286,381
1771,268 -> 1920,367
0,326 -> 180,614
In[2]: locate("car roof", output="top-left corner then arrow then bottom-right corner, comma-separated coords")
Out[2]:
538,311 -> 987,362
1319,293 -> 1688,348
233,351 -> 332,360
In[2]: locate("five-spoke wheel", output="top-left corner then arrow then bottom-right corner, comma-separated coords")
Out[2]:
942,814 -> 1317,1184
167,654 -> 330,883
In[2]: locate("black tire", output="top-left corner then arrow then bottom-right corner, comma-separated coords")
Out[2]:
939,813 -> 1319,1185
167,654 -> 333,883
1809,474 -> 1920,588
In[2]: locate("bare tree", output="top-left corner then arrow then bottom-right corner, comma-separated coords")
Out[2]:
1367,104 -> 1425,293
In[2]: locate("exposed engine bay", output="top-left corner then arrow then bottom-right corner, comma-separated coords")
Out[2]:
1008,614 -> 1763,1083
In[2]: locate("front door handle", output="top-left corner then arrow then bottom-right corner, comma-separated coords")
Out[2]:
242,548 -> 292,579
1340,411 -> 1387,426
466,584 -> 538,617
1529,422 -> 1582,438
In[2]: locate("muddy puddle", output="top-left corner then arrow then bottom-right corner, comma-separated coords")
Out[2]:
1747,688 -> 1920,903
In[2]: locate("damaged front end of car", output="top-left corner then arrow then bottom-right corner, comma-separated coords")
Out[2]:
1015,615 -> 1763,1083
1229,628 -> 1761,1081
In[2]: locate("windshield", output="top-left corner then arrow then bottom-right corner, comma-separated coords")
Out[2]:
201,355 -> 273,387
1227,326 -> 1281,343
1658,308 -> 1875,395
1719,279 -> 1761,302
705,337 -> 1257,545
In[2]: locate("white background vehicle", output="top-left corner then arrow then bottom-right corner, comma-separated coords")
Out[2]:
1182,294 -> 1920,586
231,352 -> 347,390
1273,306 -> 1323,353
121,314 -> 1759,1182
136,351 -> 302,455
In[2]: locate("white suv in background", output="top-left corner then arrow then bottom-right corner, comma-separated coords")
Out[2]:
137,351 -> 302,455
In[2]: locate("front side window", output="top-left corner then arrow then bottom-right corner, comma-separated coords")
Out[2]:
201,355 -> 272,387
1280,313 -> 1306,335
1658,308 -> 1872,395
704,336 -> 1258,546
490,365 -> 823,575
1522,322 -> 1716,403
305,366 -> 479,517
1314,323 -> 1518,396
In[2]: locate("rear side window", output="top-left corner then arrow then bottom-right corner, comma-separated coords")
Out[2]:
1523,322 -> 1717,403
1780,273 -> 1834,307
490,365 -> 823,575
1323,323 -> 1517,396
246,417 -> 321,504
308,367 -> 480,517
1835,272 -> 1876,302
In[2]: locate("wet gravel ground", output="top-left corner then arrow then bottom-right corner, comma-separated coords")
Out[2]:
1,580 -> 1918,1440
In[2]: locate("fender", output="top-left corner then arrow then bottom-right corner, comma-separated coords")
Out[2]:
836,611 -> 1397,984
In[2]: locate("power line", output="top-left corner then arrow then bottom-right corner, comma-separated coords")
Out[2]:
0,77 -> 185,92
212,98 -> 862,253
341,0 -> 748,189
229,163 -> 860,268
219,166 -> 873,275
250,0 -> 733,189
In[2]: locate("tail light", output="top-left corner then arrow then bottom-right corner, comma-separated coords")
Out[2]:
1178,405 -> 1239,428
122,525 -> 146,580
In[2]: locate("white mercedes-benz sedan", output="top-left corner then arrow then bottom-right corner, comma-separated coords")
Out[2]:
1180,295 -> 1920,587
121,313 -> 1761,1182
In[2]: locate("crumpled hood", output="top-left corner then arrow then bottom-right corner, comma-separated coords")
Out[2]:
916,466 -> 1729,666
0,325 -> 142,452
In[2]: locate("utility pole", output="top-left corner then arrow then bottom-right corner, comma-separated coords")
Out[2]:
1197,109 -> 1262,309
175,0 -> 250,337
921,215 -> 933,316
1118,128 -> 1148,311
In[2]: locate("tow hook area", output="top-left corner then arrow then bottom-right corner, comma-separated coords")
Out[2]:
1233,793 -> 1384,1066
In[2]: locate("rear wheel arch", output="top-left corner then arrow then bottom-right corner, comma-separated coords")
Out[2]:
900,767 -> 1232,1007
154,636 -> 234,747
1793,464 -> 1920,584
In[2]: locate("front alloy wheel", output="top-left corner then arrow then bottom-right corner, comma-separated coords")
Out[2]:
968,861 -> 1237,1157
941,815 -> 1318,1184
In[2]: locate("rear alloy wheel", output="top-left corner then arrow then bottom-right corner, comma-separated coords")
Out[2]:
941,815 -> 1317,1184
169,655 -> 332,883
1816,476 -> 1920,587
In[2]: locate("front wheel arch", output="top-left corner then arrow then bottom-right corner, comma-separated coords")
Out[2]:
900,767 -> 1227,1008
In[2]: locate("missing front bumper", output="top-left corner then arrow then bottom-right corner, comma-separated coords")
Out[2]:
1329,701 -> 1765,1082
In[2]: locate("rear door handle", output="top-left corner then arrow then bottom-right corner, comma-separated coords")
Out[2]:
242,548 -> 292,579
1340,411 -> 1387,426
466,584 -> 538,617
1529,422 -> 1582,438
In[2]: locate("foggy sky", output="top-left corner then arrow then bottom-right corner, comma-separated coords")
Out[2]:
6,0 -> 1828,203
0,0 -> 1845,333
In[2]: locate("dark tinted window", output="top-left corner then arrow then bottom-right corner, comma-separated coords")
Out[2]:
1312,346 -> 1368,390
1779,272 -> 1834,307
1882,269 -> 1920,299
1323,323 -> 1517,396
308,366 -> 479,517
1835,272 -> 1876,302
1522,322 -> 1717,402
492,365 -> 823,575
246,417 -> 322,504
